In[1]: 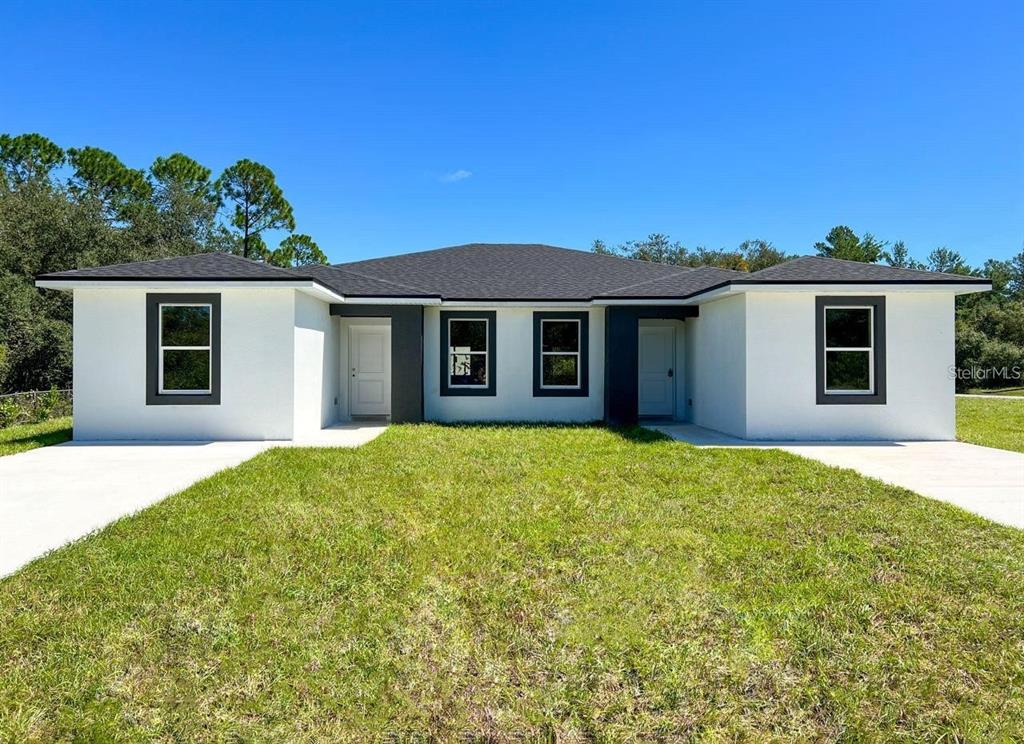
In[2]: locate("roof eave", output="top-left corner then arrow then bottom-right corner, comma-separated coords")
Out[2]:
682,279 -> 993,303
35,277 -> 346,302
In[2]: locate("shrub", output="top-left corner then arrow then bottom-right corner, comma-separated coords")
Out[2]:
0,399 -> 22,428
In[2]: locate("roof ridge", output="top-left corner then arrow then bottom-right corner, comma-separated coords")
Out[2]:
758,254 -> 980,281
336,242 -> 691,274
599,268 -> 696,294
598,264 -> 748,296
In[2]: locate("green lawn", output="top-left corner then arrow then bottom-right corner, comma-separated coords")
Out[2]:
0,417 -> 72,457
965,386 -> 1024,397
957,396 -> 1024,453
1,425 -> 1022,741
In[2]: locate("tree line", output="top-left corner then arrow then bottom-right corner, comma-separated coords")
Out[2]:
593,230 -> 1024,391
0,132 -> 328,393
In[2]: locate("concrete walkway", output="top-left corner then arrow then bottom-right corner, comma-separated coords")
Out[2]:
0,425 -> 387,578
649,424 -> 1024,529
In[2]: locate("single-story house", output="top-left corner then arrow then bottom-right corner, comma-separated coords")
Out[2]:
36,243 -> 991,442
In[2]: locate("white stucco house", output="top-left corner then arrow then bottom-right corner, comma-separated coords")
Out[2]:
36,243 -> 991,442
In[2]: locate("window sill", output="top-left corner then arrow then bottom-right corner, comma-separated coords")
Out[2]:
533,387 -> 589,398
816,392 -> 886,406
146,392 -> 221,406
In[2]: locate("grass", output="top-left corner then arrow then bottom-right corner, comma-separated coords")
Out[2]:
0,416 -> 72,457
965,386 -> 1024,397
957,396 -> 1024,453
1,425 -> 1022,741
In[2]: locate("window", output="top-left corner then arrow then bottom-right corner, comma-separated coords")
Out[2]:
449,318 -> 488,387
146,293 -> 221,405
440,311 -> 496,396
533,312 -> 589,397
159,304 -> 212,393
815,296 -> 885,405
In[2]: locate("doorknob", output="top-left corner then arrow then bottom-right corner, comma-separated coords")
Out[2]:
667,368 -> 674,378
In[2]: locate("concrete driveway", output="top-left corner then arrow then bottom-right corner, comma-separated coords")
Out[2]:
651,424 -> 1024,529
0,424 -> 387,578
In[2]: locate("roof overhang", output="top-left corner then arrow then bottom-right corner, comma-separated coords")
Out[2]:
35,278 -> 346,303
678,280 -> 993,304
37,278 -> 993,307
336,295 -> 443,305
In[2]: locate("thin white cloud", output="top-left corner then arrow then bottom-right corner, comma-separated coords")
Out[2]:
439,169 -> 472,183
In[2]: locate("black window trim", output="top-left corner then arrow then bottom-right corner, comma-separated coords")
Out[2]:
533,311 -> 589,397
815,296 -> 886,405
440,310 -> 496,396
147,293 -> 221,405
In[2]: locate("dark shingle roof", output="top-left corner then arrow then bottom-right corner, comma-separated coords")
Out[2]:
38,251 -> 305,281
743,255 -> 989,284
596,266 -> 748,298
303,264 -> 437,297
332,243 -> 688,300
38,244 -> 992,300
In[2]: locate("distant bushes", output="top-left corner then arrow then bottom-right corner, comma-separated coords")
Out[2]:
0,387 -> 71,428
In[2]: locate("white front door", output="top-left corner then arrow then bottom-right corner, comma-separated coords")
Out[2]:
638,325 -> 674,417
349,325 -> 391,417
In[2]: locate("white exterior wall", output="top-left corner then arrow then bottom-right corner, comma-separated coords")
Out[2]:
684,294 -> 747,437
73,286 -> 297,441
743,291 -> 955,440
424,306 -> 605,422
293,292 -> 340,434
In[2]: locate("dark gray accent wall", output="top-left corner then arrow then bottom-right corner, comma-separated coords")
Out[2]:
146,293 -> 221,406
439,310 -> 497,396
330,304 -> 424,422
604,305 -> 698,426
815,296 -> 887,405
533,311 -> 589,397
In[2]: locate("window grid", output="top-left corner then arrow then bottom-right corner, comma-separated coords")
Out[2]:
540,318 -> 581,389
158,303 -> 212,394
823,305 -> 874,395
447,317 -> 489,389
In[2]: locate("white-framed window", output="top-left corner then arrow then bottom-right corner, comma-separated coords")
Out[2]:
448,317 -> 489,388
158,303 -> 213,394
540,318 -> 581,389
823,305 -> 874,394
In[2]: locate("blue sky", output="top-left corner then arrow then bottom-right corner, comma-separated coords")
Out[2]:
4,0 -> 1022,265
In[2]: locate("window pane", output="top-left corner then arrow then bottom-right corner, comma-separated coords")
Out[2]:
542,321 -> 579,352
162,305 -> 210,347
543,354 -> 578,386
825,308 -> 870,348
163,349 -> 210,391
449,319 -> 487,351
450,353 -> 486,386
826,350 -> 870,391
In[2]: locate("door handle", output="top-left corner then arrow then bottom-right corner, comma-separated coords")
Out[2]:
667,368 -> 674,378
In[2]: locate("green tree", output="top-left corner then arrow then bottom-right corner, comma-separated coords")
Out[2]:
882,241 -> 926,269
266,234 -> 328,267
927,247 -> 972,275
216,159 -> 295,259
1007,249 -> 1024,299
591,234 -> 791,272
980,259 -> 1014,297
739,239 -> 790,271
814,225 -> 886,263
0,133 -> 65,187
66,146 -> 153,223
688,246 -> 747,270
150,153 -> 219,254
